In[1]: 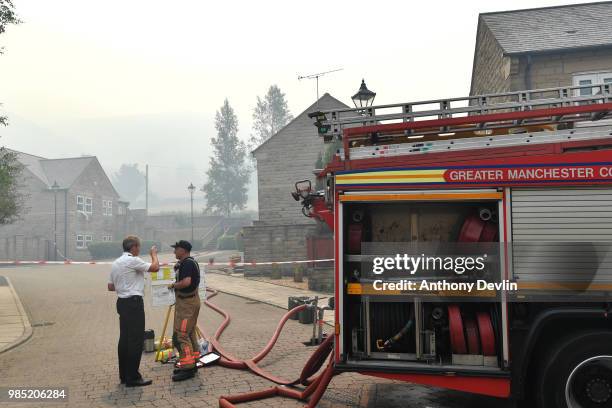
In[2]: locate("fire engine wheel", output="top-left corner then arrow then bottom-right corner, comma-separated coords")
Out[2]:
535,331 -> 612,408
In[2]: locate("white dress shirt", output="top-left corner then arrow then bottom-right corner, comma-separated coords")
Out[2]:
109,252 -> 152,298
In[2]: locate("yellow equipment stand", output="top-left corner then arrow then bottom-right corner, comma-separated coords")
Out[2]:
155,304 -> 174,362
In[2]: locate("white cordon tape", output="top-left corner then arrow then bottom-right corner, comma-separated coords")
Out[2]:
0,258 -> 335,266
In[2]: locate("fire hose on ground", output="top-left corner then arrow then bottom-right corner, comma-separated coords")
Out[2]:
200,288 -> 337,407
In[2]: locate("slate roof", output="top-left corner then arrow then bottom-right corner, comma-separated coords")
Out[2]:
9,149 -> 112,192
480,1 -> 612,55
39,157 -> 96,189
251,93 -> 350,155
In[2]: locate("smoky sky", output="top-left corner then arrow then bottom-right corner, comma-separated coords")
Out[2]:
0,0 -> 596,212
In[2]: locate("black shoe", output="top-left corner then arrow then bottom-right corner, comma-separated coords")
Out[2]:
173,364 -> 201,374
125,378 -> 152,387
172,369 -> 196,382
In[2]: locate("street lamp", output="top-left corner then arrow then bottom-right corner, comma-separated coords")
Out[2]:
188,183 -> 196,242
352,79 -> 376,109
51,181 -> 60,261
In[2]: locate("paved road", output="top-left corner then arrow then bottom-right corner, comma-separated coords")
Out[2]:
0,264 -> 513,407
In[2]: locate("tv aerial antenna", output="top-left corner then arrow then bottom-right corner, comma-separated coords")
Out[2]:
298,68 -> 343,106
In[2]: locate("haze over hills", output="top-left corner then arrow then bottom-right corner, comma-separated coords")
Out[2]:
0,111 -> 259,213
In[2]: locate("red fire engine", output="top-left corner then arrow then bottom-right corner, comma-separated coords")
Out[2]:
295,83 -> 612,408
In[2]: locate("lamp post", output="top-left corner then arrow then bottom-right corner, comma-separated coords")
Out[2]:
188,183 -> 196,242
51,181 -> 60,261
352,79 -> 376,109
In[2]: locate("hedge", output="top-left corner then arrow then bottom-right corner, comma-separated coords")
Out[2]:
88,240 -> 162,260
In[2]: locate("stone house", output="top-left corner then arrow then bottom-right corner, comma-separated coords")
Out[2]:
0,150 -> 127,261
470,2 -> 612,96
242,93 -> 348,289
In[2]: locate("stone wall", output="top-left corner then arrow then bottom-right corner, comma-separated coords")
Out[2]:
0,159 -> 122,261
0,168 -> 66,261
242,222 -> 334,292
308,266 -> 334,293
470,21 -> 512,96
69,160 -> 121,260
242,223 -> 317,275
253,94 -> 348,226
514,49 -> 612,90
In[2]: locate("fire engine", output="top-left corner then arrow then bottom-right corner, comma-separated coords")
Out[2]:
294,83 -> 612,408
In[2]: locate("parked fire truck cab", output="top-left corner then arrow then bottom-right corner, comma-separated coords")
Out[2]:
295,83 -> 612,408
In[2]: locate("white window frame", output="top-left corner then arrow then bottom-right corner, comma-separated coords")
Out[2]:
85,197 -> 93,214
102,200 -> 113,216
76,234 -> 93,249
573,71 -> 612,96
77,195 -> 93,215
77,195 -> 84,212
102,235 -> 112,242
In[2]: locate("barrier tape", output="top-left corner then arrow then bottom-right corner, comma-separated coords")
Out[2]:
0,258 -> 335,266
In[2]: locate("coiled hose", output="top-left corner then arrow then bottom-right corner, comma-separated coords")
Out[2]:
200,288 -> 337,407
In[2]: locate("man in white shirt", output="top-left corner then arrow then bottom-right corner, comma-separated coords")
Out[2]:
108,235 -> 160,387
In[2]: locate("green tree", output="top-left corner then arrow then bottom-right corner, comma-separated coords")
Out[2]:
249,85 -> 293,149
322,139 -> 342,166
203,99 -> 250,216
0,0 -> 20,127
0,1 -> 23,223
112,163 -> 146,202
0,147 -> 24,224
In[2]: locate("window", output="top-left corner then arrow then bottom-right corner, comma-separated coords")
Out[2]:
117,206 -> 125,215
77,195 -> 93,214
573,72 -> 612,96
102,235 -> 112,242
76,234 -> 93,249
102,200 -> 113,216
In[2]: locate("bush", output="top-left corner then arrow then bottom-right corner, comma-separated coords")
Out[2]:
88,240 -> 161,260
216,235 -> 237,250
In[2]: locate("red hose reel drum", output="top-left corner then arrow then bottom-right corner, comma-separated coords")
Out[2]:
463,316 -> 481,355
347,224 -> 363,254
476,311 -> 496,356
448,305 -> 467,354
458,214 -> 485,242
449,305 -> 497,356
479,222 -> 498,242
458,212 -> 499,242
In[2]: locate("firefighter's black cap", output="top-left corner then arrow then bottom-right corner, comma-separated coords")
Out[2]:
171,240 -> 192,251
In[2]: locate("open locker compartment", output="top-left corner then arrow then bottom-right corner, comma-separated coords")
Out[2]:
340,193 -> 505,371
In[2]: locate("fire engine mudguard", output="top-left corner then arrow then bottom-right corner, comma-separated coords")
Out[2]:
512,307 -> 612,401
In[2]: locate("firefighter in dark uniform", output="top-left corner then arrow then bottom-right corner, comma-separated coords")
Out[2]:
168,240 -> 201,382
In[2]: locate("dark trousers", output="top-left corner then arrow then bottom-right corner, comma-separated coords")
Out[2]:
116,296 -> 145,382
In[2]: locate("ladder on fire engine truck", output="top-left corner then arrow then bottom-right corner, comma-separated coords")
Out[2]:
309,83 -> 612,161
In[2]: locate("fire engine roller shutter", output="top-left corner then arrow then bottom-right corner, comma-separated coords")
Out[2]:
511,187 -> 612,283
